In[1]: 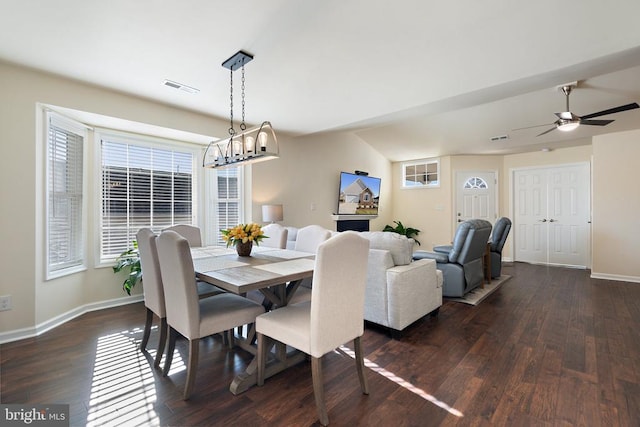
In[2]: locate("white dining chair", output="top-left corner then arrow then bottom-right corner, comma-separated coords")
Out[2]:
163,224 -> 203,247
256,231 -> 370,426
294,225 -> 331,253
261,223 -> 288,249
157,230 -> 266,400
288,225 -> 332,305
163,223 -> 225,298
136,228 -> 168,368
137,228 -> 227,368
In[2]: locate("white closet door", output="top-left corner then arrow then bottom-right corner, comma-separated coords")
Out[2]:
514,168 -> 548,264
514,163 -> 590,268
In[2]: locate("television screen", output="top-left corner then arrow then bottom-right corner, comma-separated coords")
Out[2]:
337,172 -> 381,215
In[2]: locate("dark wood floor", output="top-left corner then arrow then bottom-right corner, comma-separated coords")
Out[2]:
2,262 -> 640,426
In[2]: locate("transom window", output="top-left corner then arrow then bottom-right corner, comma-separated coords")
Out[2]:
402,159 -> 440,188
463,177 -> 488,189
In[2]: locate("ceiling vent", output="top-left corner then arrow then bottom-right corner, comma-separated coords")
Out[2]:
490,134 -> 509,142
163,79 -> 200,94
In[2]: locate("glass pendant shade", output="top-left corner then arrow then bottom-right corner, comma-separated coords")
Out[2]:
203,121 -> 278,169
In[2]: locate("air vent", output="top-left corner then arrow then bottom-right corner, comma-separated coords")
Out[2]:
490,134 -> 509,142
163,79 -> 200,94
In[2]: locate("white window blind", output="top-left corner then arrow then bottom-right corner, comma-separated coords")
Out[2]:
100,136 -> 196,259
213,168 -> 241,245
46,113 -> 85,276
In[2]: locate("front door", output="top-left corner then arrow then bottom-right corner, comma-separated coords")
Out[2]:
455,171 -> 497,225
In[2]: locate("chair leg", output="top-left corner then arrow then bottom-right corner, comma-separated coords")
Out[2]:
354,336 -> 369,395
183,338 -> 200,400
256,333 -> 266,386
154,317 -> 168,369
163,327 -> 178,377
311,356 -> 329,426
140,308 -> 153,351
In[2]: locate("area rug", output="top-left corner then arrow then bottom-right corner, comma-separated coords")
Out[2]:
446,275 -> 511,306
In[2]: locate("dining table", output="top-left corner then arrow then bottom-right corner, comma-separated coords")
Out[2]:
191,245 -> 315,395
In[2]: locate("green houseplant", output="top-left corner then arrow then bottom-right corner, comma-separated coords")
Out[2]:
383,220 -> 421,245
112,241 -> 142,295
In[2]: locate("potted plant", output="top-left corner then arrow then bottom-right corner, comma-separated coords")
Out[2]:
112,241 -> 142,295
221,223 -> 268,256
383,220 -> 421,245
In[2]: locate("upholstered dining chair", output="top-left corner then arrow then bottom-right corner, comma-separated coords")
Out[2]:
163,224 -> 224,298
489,217 -> 511,278
256,231 -> 371,426
136,228 -> 168,368
294,225 -> 332,253
137,228 -> 227,368
288,225 -> 332,305
163,224 -> 202,247
156,230 -> 265,400
261,223 -> 288,249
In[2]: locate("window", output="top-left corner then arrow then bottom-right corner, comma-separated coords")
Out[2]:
402,159 -> 440,188
46,112 -> 86,278
212,168 -> 242,245
463,176 -> 488,189
99,134 -> 197,261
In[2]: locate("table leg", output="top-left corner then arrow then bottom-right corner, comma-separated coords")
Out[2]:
230,341 -> 307,395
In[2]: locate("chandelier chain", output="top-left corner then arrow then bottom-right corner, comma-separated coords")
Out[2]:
240,64 -> 246,131
228,68 -> 235,136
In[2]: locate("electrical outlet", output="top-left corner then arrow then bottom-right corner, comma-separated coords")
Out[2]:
0,295 -> 12,311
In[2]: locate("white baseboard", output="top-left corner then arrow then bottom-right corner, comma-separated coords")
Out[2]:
0,294 -> 143,344
590,272 -> 640,283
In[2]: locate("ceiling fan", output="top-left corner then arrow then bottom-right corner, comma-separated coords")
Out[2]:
517,84 -> 639,137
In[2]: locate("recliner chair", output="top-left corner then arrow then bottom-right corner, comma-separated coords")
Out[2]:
489,217 -> 511,279
413,219 -> 492,297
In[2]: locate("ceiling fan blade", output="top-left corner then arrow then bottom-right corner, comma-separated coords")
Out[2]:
580,102 -> 640,120
512,123 -> 554,131
537,127 -> 556,137
580,119 -> 614,126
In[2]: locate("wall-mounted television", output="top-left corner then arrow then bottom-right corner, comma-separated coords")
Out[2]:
337,172 -> 381,215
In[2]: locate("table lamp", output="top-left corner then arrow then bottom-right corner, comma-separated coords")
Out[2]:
262,204 -> 283,224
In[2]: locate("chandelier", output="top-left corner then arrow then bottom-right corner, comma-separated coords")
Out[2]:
203,50 -> 278,169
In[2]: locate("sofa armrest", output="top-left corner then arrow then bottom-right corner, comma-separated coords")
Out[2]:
363,249 -> 395,327
385,258 -> 443,331
413,250 -> 448,263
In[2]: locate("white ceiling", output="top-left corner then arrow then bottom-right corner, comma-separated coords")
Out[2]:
2,0 -> 640,161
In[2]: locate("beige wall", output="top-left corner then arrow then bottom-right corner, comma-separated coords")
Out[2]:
592,130 -> 640,280
0,61 -> 230,335
390,155 -> 502,250
2,59 -> 638,340
252,131 -> 393,232
0,61 -> 394,338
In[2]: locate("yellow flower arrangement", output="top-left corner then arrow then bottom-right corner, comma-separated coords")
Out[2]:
221,223 -> 267,247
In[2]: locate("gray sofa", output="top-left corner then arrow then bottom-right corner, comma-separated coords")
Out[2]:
413,219 -> 492,297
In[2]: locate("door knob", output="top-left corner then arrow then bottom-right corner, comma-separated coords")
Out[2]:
457,219 -> 462,222
549,219 -> 556,222
539,219 -> 547,222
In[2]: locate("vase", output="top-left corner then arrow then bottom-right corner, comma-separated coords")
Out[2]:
235,241 -> 253,257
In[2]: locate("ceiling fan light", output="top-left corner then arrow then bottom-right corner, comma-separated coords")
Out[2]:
557,119 -> 580,132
